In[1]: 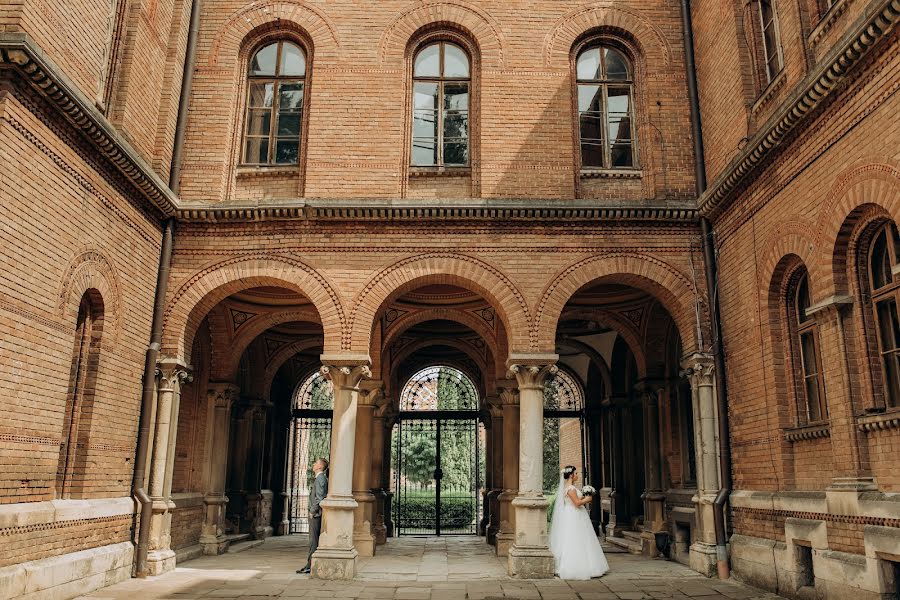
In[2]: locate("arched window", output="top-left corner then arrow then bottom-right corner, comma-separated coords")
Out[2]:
788,270 -> 827,423
399,366 -> 478,411
57,291 -> 103,498
575,44 -> 636,169
757,0 -> 783,83
866,223 -> 900,407
411,42 -> 470,168
243,40 -> 307,165
293,370 -> 333,410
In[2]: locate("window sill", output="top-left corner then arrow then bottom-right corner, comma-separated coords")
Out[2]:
808,0 -> 855,48
752,69 -> 787,116
579,169 -> 642,180
783,421 -> 830,442
409,167 -> 471,177
236,165 -> 301,179
857,409 -> 900,433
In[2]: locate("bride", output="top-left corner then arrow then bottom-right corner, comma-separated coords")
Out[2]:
549,465 -> 609,580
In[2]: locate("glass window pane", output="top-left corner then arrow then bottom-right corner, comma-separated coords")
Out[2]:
280,42 -> 306,76
604,47 -> 630,80
579,113 -> 604,144
797,274 -> 811,323
275,139 -> 299,164
444,141 -> 468,165
576,47 -> 601,80
607,87 -> 631,114
244,137 -> 269,163
443,82 -> 468,111
800,332 -> 819,377
610,142 -> 633,167
581,142 -> 604,168
578,84 -> 602,112
871,229 -> 891,290
277,111 -> 301,136
877,298 -> 900,352
414,82 -> 439,110
279,82 -> 304,110
886,351 -> 900,407
249,83 -> 274,107
414,43 -> 440,77
250,43 -> 278,76
443,43 -> 469,77
805,376 -> 822,421
413,109 -> 438,138
608,115 -> 632,144
246,109 -> 271,136
444,111 -> 468,140
412,138 -> 437,166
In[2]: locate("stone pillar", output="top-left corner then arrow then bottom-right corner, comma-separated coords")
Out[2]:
311,358 -> 371,580
605,399 -> 626,538
507,358 -> 557,579
370,402 -> 391,545
487,402 -> 503,545
637,381 -> 666,556
201,383 -> 238,555
146,358 -> 190,575
478,399 -> 495,537
495,385 -> 519,557
245,402 -> 273,540
681,352 -> 720,576
382,413 -> 396,539
279,413 -> 295,537
352,385 -> 381,557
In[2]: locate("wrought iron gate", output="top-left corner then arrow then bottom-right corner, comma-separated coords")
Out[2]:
392,414 -> 484,535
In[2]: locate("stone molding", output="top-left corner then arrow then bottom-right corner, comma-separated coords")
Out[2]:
784,422 -> 832,442
699,0 -> 900,219
0,497 -> 134,530
858,409 -> 900,432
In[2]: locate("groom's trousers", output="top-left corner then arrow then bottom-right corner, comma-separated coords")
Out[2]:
307,514 -> 321,566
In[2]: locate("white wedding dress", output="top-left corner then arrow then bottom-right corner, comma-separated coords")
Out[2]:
548,477 -> 609,580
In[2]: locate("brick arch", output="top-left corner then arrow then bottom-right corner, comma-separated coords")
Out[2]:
207,0 -> 341,67
378,0 -> 505,67
57,248 -> 121,345
558,307 -> 648,378
262,338 -> 324,400
758,225 -> 819,300
389,339 -> 490,402
377,307 -> 504,376
542,3 -> 672,69
213,309 -> 322,381
814,162 -> 900,296
534,253 -> 699,354
162,256 -> 344,363
349,253 -> 530,354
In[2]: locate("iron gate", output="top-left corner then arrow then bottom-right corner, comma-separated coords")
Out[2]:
392,414 -> 484,535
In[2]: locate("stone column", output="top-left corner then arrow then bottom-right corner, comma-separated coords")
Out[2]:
479,403 -> 494,537
507,358 -> 557,579
201,383 -> 238,555
370,402 -> 391,545
495,385 -> 519,557
146,358 -> 190,575
605,399 -> 626,538
382,413 -> 396,538
637,381 -> 666,555
245,401 -> 273,540
487,401 -> 503,545
278,414 -> 294,537
681,352 -> 720,576
352,385 -> 381,556
311,358 -> 371,580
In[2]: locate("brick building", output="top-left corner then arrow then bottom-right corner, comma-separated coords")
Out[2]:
0,0 -> 897,598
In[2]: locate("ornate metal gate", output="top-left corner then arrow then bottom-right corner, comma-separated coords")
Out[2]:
288,371 -> 333,534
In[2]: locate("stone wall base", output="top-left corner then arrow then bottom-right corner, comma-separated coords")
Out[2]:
495,533 -> 514,557
175,544 -> 203,564
0,541 -> 133,600
508,546 -> 555,579
311,547 -> 358,580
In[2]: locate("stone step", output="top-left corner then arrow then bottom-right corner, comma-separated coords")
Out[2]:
606,535 -> 642,555
227,539 -> 264,554
621,529 -> 643,543
223,533 -> 251,544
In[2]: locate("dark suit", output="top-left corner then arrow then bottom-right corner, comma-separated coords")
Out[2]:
307,471 -> 328,567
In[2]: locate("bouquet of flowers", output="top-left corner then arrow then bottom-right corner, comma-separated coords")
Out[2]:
581,485 -> 596,497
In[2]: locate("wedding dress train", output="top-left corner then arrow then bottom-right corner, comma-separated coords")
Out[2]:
548,477 -> 609,580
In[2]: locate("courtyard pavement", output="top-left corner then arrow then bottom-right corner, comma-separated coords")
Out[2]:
78,536 -> 781,600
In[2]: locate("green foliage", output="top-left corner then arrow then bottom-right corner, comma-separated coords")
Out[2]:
543,378 -> 561,494
399,490 -> 475,529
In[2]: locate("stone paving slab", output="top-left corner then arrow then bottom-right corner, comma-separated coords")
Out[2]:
77,536 -> 782,600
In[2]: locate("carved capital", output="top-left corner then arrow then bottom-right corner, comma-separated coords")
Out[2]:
156,358 -> 192,392
321,363 -> 372,391
498,385 -> 519,406
208,382 -> 239,410
680,352 -> 715,389
634,379 -> 665,406
359,386 -> 384,408
506,364 -> 558,391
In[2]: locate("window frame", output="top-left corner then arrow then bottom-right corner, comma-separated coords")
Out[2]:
241,39 -> 309,167
866,223 -> 900,408
409,40 -> 472,169
757,0 -> 785,84
573,39 -> 639,172
790,271 -> 828,424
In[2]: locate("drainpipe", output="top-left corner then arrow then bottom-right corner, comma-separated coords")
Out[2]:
169,0 -> 202,192
680,0 -> 732,580
132,218 -> 175,577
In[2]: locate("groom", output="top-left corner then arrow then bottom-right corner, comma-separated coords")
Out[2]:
297,457 -> 328,574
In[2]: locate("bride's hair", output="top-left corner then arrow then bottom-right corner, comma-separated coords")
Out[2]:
562,465 -> 577,480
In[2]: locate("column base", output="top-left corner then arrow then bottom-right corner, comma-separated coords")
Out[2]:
146,549 -> 176,575
373,523 -> 387,545
689,541 -> 718,577
353,492 -> 376,556
508,545 -> 555,579
496,532 -> 514,557
199,534 -> 229,556
487,524 -> 499,546
311,547 -> 359,580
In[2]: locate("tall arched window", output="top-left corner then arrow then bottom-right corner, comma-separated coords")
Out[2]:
243,40 -> 307,165
788,270 -> 827,423
867,222 -> 900,407
757,0 -> 783,83
57,291 -> 104,498
575,44 -> 636,169
411,42 -> 470,167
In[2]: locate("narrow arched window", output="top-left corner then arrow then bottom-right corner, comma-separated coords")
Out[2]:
243,40 -> 306,165
411,41 -> 470,167
867,223 -> 900,407
757,0 -> 783,83
789,271 -> 827,423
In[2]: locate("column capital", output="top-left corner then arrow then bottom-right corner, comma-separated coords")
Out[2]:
506,363 -> 558,391
634,379 -> 665,404
156,357 -> 192,391
680,352 -> 715,388
207,382 -> 239,410
497,385 -> 519,406
321,363 -> 372,391
358,385 -> 384,407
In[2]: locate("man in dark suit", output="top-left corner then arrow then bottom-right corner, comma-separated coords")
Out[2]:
297,457 -> 328,574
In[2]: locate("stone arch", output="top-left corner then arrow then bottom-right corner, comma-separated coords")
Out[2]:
349,253 -> 530,355
558,306 -> 648,379
162,256 -> 344,362
262,338 -> 325,399
758,225 -> 818,300
542,3 -> 672,69
534,253 -> 700,354
815,162 -> 900,296
57,248 -> 121,345
207,0 -> 341,67
389,339 -> 490,402
378,0 -> 505,67
213,309 -> 322,381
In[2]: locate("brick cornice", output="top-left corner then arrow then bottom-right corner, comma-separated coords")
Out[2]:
0,33 -> 177,218
699,0 -> 900,220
